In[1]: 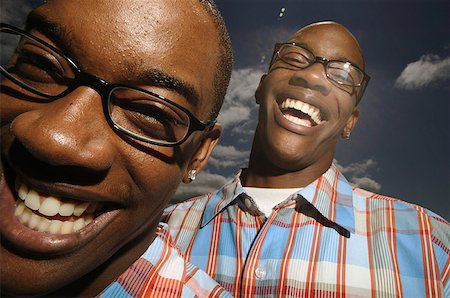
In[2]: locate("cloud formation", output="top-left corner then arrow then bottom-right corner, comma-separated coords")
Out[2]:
208,145 -> 250,170
395,54 -> 450,90
335,158 -> 382,192
217,68 -> 264,129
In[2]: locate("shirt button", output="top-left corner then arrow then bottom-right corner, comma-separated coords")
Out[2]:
255,267 -> 266,279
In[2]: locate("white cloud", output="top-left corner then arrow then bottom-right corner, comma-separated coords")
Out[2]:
334,158 -> 382,192
395,54 -> 450,90
217,68 -> 264,128
350,177 -> 381,192
208,145 -> 249,170
337,158 -> 377,176
172,171 -> 229,203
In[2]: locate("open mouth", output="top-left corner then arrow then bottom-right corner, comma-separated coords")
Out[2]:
14,178 -> 108,235
279,98 -> 323,127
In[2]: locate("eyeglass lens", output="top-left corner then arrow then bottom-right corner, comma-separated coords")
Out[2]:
1,28 -> 76,97
108,87 -> 191,144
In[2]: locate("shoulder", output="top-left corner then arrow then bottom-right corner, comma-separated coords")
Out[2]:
352,187 -> 447,222
352,187 -> 449,251
163,193 -> 212,221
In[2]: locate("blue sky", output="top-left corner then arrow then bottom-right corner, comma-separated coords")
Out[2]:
1,0 -> 449,219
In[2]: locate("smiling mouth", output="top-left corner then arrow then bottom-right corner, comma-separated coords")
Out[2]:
279,98 -> 323,127
14,178 -> 106,235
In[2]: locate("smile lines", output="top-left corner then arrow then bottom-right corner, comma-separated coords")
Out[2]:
280,98 -> 323,127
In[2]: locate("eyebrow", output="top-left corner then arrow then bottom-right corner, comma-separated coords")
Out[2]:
25,11 -> 201,108
25,11 -> 74,56
137,69 -> 200,108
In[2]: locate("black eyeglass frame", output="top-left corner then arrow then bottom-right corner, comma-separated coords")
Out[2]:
269,42 -> 370,103
0,23 -> 216,147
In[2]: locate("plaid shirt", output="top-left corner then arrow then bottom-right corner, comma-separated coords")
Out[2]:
163,164 -> 449,297
98,223 -> 232,298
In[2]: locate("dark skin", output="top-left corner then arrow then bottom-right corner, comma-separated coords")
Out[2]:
0,0 -> 223,296
242,22 -> 364,188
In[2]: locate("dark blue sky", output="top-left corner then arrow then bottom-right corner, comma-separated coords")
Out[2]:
1,0 -> 449,219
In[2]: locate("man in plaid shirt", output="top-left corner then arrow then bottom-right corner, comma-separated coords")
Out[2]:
163,22 -> 449,297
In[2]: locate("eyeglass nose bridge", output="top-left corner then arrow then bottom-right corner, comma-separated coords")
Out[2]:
72,72 -> 110,96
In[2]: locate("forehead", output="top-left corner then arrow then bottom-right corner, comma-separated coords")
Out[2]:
289,23 -> 364,69
31,0 -> 220,116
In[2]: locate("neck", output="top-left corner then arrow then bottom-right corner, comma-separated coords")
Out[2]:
48,217 -> 159,297
243,142 -> 334,189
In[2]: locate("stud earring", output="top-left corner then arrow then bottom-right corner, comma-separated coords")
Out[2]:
342,129 -> 351,139
188,169 -> 197,181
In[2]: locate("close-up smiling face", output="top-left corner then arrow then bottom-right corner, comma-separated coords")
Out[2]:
253,22 -> 365,176
0,0 -> 226,296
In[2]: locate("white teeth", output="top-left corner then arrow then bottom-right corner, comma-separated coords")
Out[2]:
39,197 -> 61,216
20,208 -> 32,224
49,220 -> 63,234
17,180 -> 29,200
37,218 -> 51,232
15,201 -> 26,217
28,214 -> 41,229
13,181 -> 102,235
74,202 -> 89,216
25,190 -> 40,211
73,218 -> 85,232
283,114 -> 312,127
61,221 -> 74,234
280,98 -> 323,125
59,202 -> 75,216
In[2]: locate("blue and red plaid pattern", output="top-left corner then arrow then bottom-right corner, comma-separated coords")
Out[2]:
98,223 -> 232,298
163,164 -> 449,297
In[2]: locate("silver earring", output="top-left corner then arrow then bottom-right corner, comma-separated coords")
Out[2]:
342,130 -> 351,139
188,169 -> 197,181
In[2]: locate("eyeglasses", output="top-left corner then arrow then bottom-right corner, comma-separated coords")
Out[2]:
270,42 -> 370,102
0,23 -> 215,147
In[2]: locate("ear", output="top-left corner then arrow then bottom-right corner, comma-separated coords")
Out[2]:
182,123 -> 222,183
341,108 -> 359,139
254,74 -> 267,105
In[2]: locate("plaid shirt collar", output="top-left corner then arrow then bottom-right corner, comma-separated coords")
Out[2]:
201,164 -> 355,237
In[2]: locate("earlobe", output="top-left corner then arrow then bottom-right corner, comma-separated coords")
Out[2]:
341,108 -> 359,139
183,123 -> 222,183
255,74 -> 267,105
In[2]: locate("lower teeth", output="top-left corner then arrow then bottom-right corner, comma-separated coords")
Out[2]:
14,201 -> 93,234
283,114 -> 312,127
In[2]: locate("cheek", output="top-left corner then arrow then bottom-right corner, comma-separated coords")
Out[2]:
123,149 -> 184,207
0,93 -> 43,125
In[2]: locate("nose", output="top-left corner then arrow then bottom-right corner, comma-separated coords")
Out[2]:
290,62 -> 331,96
10,87 -> 115,171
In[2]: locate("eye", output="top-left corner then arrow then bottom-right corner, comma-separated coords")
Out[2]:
12,50 -> 65,83
327,66 -> 355,85
109,88 -> 190,143
277,45 -> 311,69
6,40 -> 73,92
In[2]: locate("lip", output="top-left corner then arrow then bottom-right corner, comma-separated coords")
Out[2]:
273,91 -> 328,135
0,160 -> 121,256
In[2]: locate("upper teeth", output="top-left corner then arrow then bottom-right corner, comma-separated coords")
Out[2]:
280,98 -> 322,125
14,180 -> 98,234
